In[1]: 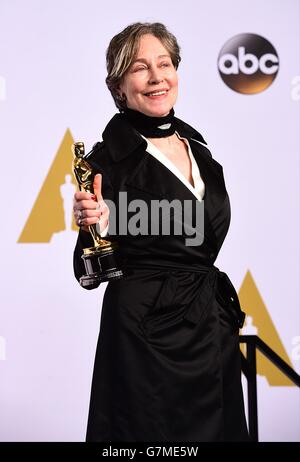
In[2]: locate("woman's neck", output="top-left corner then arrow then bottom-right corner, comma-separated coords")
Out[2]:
122,107 -> 176,138
147,133 -> 179,151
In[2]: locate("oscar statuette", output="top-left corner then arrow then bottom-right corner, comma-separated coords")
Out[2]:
72,141 -> 124,287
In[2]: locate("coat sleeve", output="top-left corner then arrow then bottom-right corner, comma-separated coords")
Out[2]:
73,153 -> 115,289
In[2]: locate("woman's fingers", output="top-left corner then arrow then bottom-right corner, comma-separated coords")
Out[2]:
74,199 -> 99,211
93,174 -> 109,217
79,209 -> 101,219
73,175 -> 109,231
74,198 -> 109,228
80,216 -> 101,226
74,191 -> 96,202
93,173 -> 103,203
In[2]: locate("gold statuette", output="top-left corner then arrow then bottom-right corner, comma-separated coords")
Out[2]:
73,141 -> 124,287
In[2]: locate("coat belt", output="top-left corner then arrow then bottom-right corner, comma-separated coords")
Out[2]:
182,266 -> 245,329
126,261 -> 246,330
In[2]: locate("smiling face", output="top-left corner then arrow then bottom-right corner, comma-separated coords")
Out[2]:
118,34 -> 178,117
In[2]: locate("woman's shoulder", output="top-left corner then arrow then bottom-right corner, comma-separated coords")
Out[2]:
175,117 -> 226,172
189,137 -> 213,159
174,116 -> 206,142
84,140 -> 110,169
174,116 -> 213,159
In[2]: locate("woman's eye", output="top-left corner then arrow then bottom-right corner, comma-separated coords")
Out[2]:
133,66 -> 147,72
161,62 -> 171,67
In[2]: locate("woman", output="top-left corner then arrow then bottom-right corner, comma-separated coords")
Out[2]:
73,22 -> 249,442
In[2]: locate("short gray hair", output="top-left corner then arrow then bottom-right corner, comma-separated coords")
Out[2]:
105,22 -> 181,110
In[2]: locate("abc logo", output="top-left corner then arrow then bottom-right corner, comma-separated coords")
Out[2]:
218,33 -> 279,94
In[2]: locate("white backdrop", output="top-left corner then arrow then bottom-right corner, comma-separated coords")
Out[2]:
0,0 -> 299,442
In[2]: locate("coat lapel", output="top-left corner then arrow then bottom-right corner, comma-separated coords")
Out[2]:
189,140 -> 227,210
125,150 -> 199,203
102,113 -> 228,217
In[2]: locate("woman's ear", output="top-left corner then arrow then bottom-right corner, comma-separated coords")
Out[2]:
116,91 -> 126,102
118,80 -> 128,99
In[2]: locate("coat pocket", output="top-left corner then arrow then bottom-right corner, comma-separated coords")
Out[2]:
140,272 -> 184,336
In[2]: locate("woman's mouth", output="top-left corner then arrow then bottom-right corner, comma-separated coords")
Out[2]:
144,90 -> 168,98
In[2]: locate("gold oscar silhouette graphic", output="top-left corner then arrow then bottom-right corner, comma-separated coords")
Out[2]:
73,141 -> 124,287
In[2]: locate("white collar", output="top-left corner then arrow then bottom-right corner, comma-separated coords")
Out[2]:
141,132 -> 205,202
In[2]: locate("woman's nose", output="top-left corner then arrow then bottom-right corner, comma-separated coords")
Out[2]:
148,67 -> 164,85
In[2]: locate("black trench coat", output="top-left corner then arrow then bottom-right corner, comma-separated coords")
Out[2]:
73,113 -> 249,442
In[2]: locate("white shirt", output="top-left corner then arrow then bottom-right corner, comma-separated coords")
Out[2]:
141,132 -> 205,201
